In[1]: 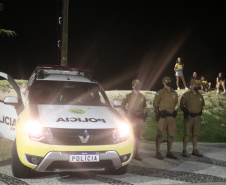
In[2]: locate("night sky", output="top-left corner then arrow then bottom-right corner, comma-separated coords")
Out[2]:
0,0 -> 226,91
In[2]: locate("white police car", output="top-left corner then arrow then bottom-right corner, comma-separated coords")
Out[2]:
0,65 -> 134,178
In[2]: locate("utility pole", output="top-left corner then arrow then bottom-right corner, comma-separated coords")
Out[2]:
59,0 -> 69,66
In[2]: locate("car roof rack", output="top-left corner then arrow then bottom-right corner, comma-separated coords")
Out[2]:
33,65 -> 94,80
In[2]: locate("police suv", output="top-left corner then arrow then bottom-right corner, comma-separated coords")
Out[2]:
0,65 -> 134,178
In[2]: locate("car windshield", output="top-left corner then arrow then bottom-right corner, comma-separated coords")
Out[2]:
29,81 -> 110,106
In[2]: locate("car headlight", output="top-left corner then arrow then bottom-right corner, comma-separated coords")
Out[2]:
118,122 -> 130,138
27,120 -> 51,142
112,122 -> 131,144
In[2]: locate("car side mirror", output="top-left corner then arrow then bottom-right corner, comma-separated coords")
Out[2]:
113,99 -> 121,108
4,96 -> 19,104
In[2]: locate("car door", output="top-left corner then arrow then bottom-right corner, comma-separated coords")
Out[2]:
0,72 -> 25,141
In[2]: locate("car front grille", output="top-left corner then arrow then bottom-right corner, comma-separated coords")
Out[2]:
43,128 -> 115,145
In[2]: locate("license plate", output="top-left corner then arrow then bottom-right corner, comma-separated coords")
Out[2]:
69,152 -> 100,162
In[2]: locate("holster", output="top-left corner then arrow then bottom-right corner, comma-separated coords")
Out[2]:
183,108 -> 190,119
154,110 -> 160,121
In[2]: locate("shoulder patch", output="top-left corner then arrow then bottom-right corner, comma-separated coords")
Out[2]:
156,92 -> 159,95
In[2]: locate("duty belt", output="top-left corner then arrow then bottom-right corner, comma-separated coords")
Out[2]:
189,111 -> 202,117
160,110 -> 177,118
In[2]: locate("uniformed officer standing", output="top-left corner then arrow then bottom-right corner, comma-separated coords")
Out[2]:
121,79 -> 147,161
180,79 -> 205,157
153,77 -> 178,160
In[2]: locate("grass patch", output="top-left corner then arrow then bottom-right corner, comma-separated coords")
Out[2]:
108,90 -> 226,143
143,108 -> 157,141
0,80 -> 13,92
218,100 -> 224,107
143,108 -> 226,143
198,109 -> 226,142
0,80 -> 27,92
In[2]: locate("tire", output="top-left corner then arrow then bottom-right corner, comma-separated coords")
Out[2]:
111,165 -> 128,175
11,140 -> 31,178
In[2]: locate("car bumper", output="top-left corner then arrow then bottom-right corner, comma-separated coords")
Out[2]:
27,151 -> 132,172
17,133 -> 134,172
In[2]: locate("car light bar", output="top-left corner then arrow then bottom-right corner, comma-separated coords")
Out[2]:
33,65 -> 94,80
36,65 -> 93,73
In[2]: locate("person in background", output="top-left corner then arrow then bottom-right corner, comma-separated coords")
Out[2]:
189,72 -> 199,89
153,77 -> 178,160
121,79 -> 147,161
174,57 -> 189,90
216,72 -> 226,94
190,72 -> 198,81
199,76 -> 211,92
180,79 -> 205,157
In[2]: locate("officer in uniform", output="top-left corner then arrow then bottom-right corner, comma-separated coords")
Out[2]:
180,79 -> 205,157
153,77 -> 178,160
121,79 -> 147,161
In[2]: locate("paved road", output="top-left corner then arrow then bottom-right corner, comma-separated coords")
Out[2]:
0,140 -> 226,185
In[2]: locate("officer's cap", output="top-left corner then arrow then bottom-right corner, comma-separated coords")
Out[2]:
190,79 -> 199,86
162,76 -> 171,83
132,79 -> 141,86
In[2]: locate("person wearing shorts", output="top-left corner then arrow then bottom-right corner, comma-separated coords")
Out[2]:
153,76 -> 178,160
180,79 -> 205,157
174,57 -> 189,90
121,79 -> 147,161
216,72 -> 226,94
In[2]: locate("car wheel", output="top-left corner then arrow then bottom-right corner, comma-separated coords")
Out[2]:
111,165 -> 128,175
11,140 -> 31,178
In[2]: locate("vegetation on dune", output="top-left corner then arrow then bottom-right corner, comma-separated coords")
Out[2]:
0,3 -> 17,37
143,106 -> 226,143
0,80 -> 27,92
106,90 -> 226,143
0,80 -> 226,142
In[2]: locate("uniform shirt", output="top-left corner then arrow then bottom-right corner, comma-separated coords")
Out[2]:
153,88 -> 178,113
175,63 -> 184,71
180,91 -> 205,114
121,92 -> 146,115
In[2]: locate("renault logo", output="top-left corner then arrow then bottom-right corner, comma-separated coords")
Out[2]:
79,130 -> 90,143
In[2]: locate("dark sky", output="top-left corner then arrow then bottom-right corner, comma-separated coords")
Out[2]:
0,0 -> 226,90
